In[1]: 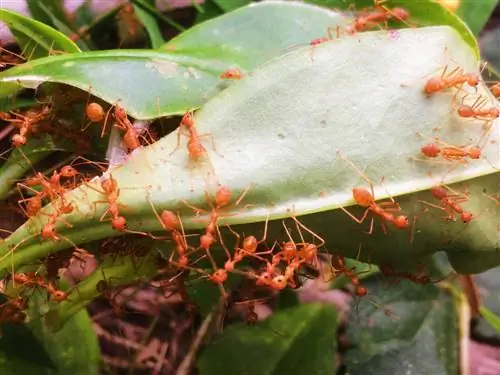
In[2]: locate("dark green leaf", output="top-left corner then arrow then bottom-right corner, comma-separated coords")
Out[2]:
0,324 -> 56,370
27,288 -> 101,375
0,8 -> 80,61
132,1 -> 166,49
27,0 -> 68,29
198,303 -> 337,375
195,0 -> 224,23
456,0 -> 499,35
131,0 -> 185,32
213,0 -> 251,12
345,278 -> 458,375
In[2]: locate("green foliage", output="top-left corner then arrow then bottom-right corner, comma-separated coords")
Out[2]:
0,8 -> 80,60
0,292 -> 100,374
456,0 -> 499,35
0,1 -> 497,373
198,304 -> 338,375
132,0 -> 166,48
345,278 -> 459,375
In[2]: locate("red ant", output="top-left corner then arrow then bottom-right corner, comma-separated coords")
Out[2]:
419,185 -> 473,223
423,66 -> 480,95
113,104 -> 141,151
331,254 -> 367,296
489,82 -> 500,97
346,1 -> 410,34
86,175 -> 128,232
416,133 -> 482,163
12,272 -> 68,301
0,296 -> 28,324
223,215 -> 271,272
170,110 -> 222,161
456,95 -> 500,121
4,106 -> 51,147
220,68 -> 244,80
336,151 -> 409,234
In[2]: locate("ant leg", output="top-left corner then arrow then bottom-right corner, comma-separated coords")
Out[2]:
338,205 -> 371,225
198,133 -> 224,158
292,215 -> 325,247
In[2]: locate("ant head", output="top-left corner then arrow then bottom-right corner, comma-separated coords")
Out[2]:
111,216 -> 127,232
101,177 -> 117,193
86,102 -> 104,122
469,147 -> 481,159
310,38 -> 326,46
60,165 -> 79,177
181,111 -> 193,125
421,143 -> 440,158
160,210 -> 180,231
355,286 -> 368,296
394,215 -> 409,229
256,272 -> 272,286
114,105 -> 128,122
491,108 -> 500,118
177,255 -> 189,267
51,290 -> 67,302
11,134 -> 26,147
271,275 -> 287,290
466,73 -> 480,87
41,224 -> 56,239
211,269 -> 228,284
461,211 -> 473,223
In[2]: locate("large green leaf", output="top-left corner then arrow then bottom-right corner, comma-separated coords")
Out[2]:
456,0 -> 499,36
197,303 -> 337,375
0,2 -> 350,119
0,324 -> 56,372
0,8 -> 80,61
0,26 -> 498,278
26,291 -> 101,375
344,278 -> 459,375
